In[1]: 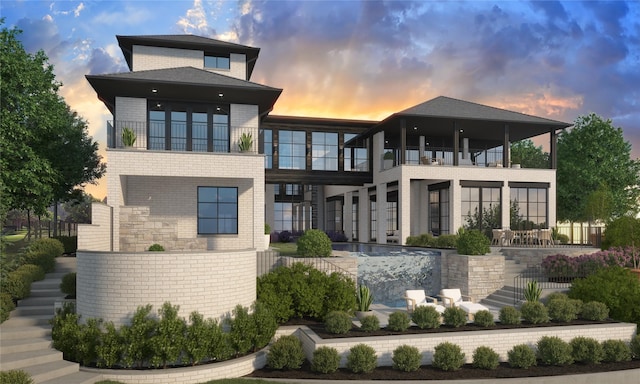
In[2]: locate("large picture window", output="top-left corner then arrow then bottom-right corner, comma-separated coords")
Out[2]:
344,133 -> 368,171
198,187 -> 238,234
461,186 -> 501,235
429,187 -> 450,235
511,187 -> 548,229
278,130 -> 306,170
312,132 -> 338,170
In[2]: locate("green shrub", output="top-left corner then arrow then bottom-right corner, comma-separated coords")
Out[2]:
184,312 -> 213,366
148,243 -> 165,251
346,344 -> 377,373
411,306 -> 441,329
15,264 -> 45,282
266,335 -> 305,370
226,305 -> 256,355
569,267 -> 640,327
602,216 -> 640,250
257,263 -> 356,323
523,281 -> 542,302
324,311 -> 352,334
455,228 -> 490,255
359,314 -> 380,332
251,301 -> 278,351
570,336 -> 604,364
499,306 -> 521,325
0,370 -> 33,384
312,346 -> 340,373
265,223 -> 271,235
520,301 -> 549,324
547,297 -> 581,322
60,272 -> 76,297
356,285 -> 373,312
23,251 -> 55,274
1,292 -> 15,323
631,335 -> 640,359
601,339 -> 632,362
386,311 -> 410,332
442,307 -> 467,328
1,270 -> 32,300
392,345 -> 421,372
536,336 -> 573,366
472,346 -> 499,370
96,321 -> 123,368
150,303 -> 186,368
508,344 -> 537,369
580,301 -> 609,321
473,310 -> 494,327
52,236 -> 77,254
296,229 -> 332,257
432,342 -> 465,371
28,238 -> 64,258
120,304 -> 156,368
50,309 -> 82,362
79,318 -> 103,366
406,233 -> 434,247
435,234 -> 458,249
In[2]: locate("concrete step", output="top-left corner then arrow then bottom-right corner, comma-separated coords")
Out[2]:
2,314 -> 52,327
0,324 -> 50,340
40,371 -> 102,384
30,288 -> 65,298
0,337 -> 52,354
13,305 -> 54,317
0,348 -> 63,370
31,280 -> 62,290
21,360 -> 79,384
18,296 -> 64,307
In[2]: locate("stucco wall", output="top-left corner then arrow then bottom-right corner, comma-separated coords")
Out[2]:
76,249 -> 256,326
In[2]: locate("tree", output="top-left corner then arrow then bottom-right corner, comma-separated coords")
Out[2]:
557,113 -> 640,222
0,23 -> 105,227
510,139 -> 549,168
62,192 -> 100,224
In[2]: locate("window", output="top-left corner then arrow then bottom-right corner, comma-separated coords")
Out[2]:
204,55 -> 230,69
262,129 -> 273,168
344,133 -> 368,171
326,199 -> 343,232
198,187 -> 238,234
461,186 -> 501,233
369,196 -> 377,241
352,197 -> 359,240
171,111 -> 187,151
192,112 -> 208,152
312,132 -> 338,170
429,188 -> 450,235
278,130 -> 306,170
274,202 -> 293,232
149,110 -> 165,150
212,113 -> 229,152
387,201 -> 398,232
511,187 -> 548,229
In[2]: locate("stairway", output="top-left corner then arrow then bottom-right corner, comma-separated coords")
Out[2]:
480,259 -> 525,309
0,257 -> 102,384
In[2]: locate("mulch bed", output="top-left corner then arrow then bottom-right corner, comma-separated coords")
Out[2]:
246,317 -> 640,380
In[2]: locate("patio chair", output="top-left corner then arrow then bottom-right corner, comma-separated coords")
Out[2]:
439,288 -> 489,320
404,290 -> 445,314
491,229 -> 504,245
538,229 -> 552,247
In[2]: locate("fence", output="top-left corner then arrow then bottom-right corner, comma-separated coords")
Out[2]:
555,224 -> 603,247
256,250 -> 356,282
512,266 -> 584,305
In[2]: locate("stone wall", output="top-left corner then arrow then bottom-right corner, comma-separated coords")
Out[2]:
441,253 -> 504,301
500,247 -> 599,268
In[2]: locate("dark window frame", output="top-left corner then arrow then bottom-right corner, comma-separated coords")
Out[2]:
197,186 -> 238,235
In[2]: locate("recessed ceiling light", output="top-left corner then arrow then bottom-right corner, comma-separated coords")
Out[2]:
218,92 -> 224,98
151,88 -> 158,93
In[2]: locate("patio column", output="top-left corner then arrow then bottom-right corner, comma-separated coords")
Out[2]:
453,122 -> 459,166
400,119 -> 407,165
359,187 -> 370,242
502,184 -> 510,230
450,181 -> 462,233
550,129 -> 558,169
503,124 -> 510,167
399,177 -> 411,245
344,191 -> 354,241
376,183 -> 387,244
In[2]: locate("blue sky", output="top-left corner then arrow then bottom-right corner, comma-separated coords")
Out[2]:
3,0 -> 639,198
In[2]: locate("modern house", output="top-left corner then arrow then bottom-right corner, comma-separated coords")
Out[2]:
78,34 -> 571,325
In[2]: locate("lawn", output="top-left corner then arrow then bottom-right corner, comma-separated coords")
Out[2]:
269,242 -> 298,256
96,379 -> 284,384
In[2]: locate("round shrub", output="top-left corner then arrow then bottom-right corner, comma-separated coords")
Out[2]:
148,243 -> 165,251
0,369 -> 33,384
1,270 -> 32,300
520,301 -> 549,324
536,336 -> 573,366
386,311 -> 410,332
435,234 -> 458,249
278,230 -> 292,243
473,310 -> 494,327
602,339 -> 632,363
631,335 -> 640,359
570,336 -> 604,364
499,306 -> 521,325
472,346 -> 499,370
324,311 -> 352,334
432,342 -> 465,371
508,344 -> 537,369
544,291 -> 570,303
60,272 -> 76,297
266,335 -> 305,370
296,229 -> 332,257
1,292 -> 16,323
312,346 -> 340,373
547,297 -> 581,322
23,251 -> 55,274
456,229 -> 490,255
392,345 -> 421,372
602,216 -> 640,250
411,306 -> 441,329
580,301 -> 609,321
346,344 -> 377,373
442,307 -> 467,328
28,238 -> 64,258
359,314 -> 380,332
15,264 -> 45,282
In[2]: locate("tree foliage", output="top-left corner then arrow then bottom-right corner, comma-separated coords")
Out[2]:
557,113 -> 640,222
0,23 -> 105,222
510,139 -> 549,168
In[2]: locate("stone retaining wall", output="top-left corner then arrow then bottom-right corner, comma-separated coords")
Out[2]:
441,253 -> 504,301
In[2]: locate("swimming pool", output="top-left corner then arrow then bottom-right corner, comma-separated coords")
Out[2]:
332,243 -> 441,308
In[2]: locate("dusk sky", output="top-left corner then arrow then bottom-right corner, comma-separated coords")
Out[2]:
3,0 -> 639,199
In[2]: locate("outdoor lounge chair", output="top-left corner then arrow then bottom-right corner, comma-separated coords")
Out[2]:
404,290 -> 445,314
439,288 -> 489,320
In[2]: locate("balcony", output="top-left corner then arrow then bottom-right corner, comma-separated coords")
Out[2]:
107,120 -> 259,154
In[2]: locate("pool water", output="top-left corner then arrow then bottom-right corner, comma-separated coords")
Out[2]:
332,243 -> 441,308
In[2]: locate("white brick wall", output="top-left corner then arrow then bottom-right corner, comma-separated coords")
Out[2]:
133,45 -> 201,71
76,249 -> 256,327
77,203 -> 112,251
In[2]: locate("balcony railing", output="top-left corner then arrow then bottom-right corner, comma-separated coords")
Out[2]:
107,120 -> 259,154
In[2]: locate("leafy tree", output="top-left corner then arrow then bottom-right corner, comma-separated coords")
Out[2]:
62,192 -> 100,224
557,113 -> 640,222
510,139 -> 549,168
